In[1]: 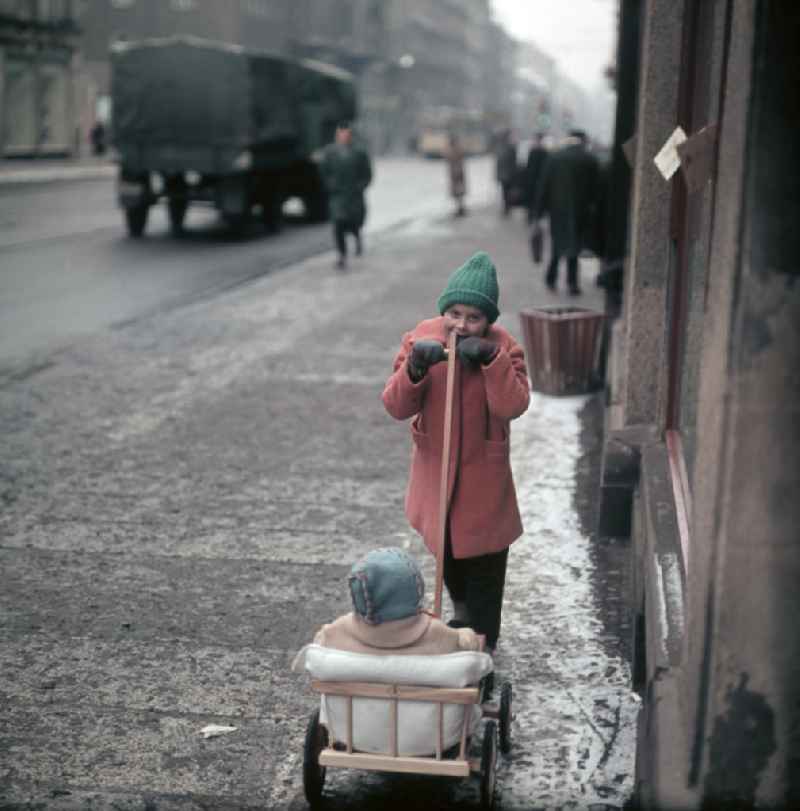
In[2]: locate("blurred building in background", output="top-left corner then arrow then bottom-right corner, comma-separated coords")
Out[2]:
1,0 -> 609,159
0,0 -> 81,157
287,0 -> 388,152
510,39 -> 556,140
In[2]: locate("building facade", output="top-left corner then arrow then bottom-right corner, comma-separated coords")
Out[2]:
0,0 -> 81,157
599,1 -> 800,807
286,0 -> 388,153
75,0 -> 500,156
375,0 -> 493,153
511,38 -> 556,139
20,1 -> 586,160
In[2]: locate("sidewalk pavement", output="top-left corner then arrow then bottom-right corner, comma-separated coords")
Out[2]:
0,199 -> 637,810
271,208 -> 640,809
0,155 -> 117,185
357,211 -> 640,809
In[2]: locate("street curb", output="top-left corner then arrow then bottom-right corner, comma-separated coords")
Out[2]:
0,162 -> 117,186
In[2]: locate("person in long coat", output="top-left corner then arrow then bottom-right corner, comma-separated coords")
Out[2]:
533,129 -> 599,294
445,133 -> 467,217
320,121 -> 373,269
382,251 -> 530,653
524,132 -> 547,224
495,129 -> 519,217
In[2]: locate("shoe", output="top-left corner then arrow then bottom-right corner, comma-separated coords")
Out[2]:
335,256 -> 346,270
545,277 -> 557,291
568,285 -> 582,296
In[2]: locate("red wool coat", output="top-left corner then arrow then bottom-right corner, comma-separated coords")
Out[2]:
382,317 -> 530,559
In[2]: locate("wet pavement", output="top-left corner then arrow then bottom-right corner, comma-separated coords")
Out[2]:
0,156 -> 497,368
0,190 -> 637,809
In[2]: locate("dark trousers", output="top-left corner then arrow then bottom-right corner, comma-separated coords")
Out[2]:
546,254 -> 579,288
500,182 -> 513,215
333,220 -> 361,258
443,531 -> 508,650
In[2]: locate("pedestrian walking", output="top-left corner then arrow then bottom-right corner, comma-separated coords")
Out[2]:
524,132 -> 547,224
533,129 -> 600,295
382,251 -> 530,656
320,121 -> 373,270
495,129 -> 519,217
445,133 -> 467,217
90,121 -> 107,156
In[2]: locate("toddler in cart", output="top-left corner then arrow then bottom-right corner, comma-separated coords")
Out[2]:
295,547 -> 495,760
312,547 -> 481,655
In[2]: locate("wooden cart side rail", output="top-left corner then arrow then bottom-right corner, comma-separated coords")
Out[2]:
318,749 -> 473,777
310,680 -> 481,705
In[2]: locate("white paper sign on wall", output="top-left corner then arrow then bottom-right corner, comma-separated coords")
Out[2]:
653,126 -> 688,180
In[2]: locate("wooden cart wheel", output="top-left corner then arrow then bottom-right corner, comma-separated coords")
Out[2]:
499,682 -> 512,754
302,708 -> 328,807
480,720 -> 498,809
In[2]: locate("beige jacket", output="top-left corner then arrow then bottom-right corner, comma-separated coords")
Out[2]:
313,612 -> 480,655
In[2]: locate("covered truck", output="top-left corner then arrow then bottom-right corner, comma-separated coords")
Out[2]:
111,36 -> 357,237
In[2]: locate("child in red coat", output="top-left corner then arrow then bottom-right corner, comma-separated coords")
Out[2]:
382,251 -> 529,653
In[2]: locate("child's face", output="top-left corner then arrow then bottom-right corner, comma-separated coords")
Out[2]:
443,304 -> 488,339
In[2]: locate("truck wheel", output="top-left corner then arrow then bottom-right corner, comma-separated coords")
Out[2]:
125,205 -> 149,238
168,198 -> 187,236
261,196 -> 283,234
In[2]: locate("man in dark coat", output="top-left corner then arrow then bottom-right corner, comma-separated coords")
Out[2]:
534,129 -> 599,295
320,122 -> 373,269
524,132 -> 547,224
494,129 -> 519,217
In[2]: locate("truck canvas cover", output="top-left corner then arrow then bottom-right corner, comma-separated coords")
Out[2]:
111,36 -> 356,172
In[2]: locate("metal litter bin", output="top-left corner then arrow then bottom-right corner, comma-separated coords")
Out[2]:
519,307 -> 605,395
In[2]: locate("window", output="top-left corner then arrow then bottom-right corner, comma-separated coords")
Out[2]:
666,0 -> 733,567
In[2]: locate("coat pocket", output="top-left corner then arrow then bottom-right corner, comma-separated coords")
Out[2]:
484,436 -> 510,463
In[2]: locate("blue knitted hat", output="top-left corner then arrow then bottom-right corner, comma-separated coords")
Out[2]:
348,548 -> 425,625
437,251 -> 500,323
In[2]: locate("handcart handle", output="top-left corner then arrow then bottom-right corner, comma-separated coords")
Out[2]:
434,330 -> 457,618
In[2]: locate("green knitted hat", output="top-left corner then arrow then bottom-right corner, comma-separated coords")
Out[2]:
437,251 -> 500,323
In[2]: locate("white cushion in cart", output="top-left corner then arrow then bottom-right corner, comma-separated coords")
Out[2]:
293,645 -> 494,756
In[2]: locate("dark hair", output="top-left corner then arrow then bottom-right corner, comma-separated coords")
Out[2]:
337,121 -> 352,131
